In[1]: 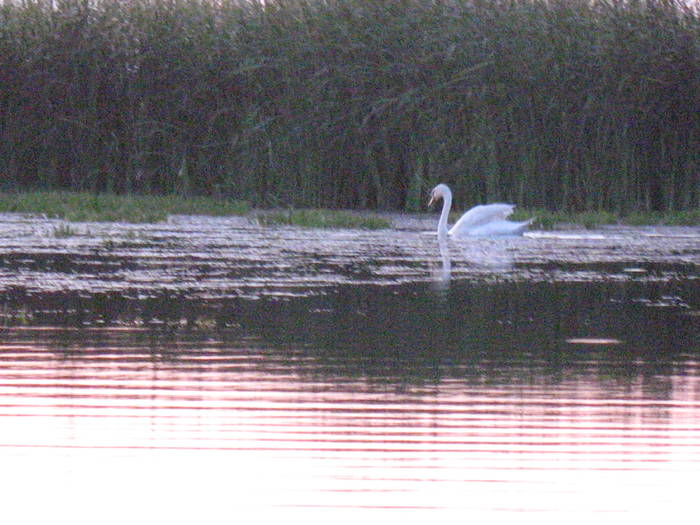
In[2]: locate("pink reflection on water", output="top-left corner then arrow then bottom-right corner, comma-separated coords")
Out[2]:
0,336 -> 699,521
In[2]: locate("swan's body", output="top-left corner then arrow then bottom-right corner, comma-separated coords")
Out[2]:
428,183 -> 532,238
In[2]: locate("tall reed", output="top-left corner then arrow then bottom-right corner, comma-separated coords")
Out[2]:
1,0 -> 699,213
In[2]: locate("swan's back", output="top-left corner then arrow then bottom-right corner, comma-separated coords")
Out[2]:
449,203 -> 515,236
461,218 -> 532,237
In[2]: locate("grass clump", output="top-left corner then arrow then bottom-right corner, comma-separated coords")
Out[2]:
0,191 -> 250,223
623,211 -> 664,226
659,209 -> 700,226
52,223 -> 79,238
621,209 -> 700,226
576,210 -> 619,229
256,209 -> 390,230
512,208 -> 700,229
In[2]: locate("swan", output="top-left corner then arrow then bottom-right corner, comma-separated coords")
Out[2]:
428,183 -> 532,237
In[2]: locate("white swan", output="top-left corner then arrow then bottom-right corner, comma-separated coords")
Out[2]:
428,183 -> 532,237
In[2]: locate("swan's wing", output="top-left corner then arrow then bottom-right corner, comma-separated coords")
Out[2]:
462,219 -> 533,237
449,203 -> 515,235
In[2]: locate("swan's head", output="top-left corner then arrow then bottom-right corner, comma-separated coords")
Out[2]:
428,183 -> 451,207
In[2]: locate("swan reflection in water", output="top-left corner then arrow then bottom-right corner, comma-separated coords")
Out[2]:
431,236 -> 452,290
431,235 -> 516,290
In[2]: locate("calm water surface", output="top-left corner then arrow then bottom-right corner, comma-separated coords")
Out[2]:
0,215 -> 698,521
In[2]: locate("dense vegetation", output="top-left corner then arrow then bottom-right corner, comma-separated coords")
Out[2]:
1,0 -> 699,214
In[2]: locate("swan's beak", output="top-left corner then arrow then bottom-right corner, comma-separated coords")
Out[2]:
428,194 -> 436,207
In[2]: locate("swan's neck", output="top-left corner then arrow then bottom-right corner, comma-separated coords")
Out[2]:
437,191 -> 451,239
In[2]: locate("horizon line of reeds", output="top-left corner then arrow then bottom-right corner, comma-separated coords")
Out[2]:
1,0 -> 699,213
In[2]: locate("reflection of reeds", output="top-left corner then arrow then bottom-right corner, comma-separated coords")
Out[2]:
1,0 -> 699,214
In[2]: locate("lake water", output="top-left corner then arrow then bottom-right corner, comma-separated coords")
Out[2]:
0,214 -> 698,521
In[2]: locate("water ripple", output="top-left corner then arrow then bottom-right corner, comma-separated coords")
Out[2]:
0,215 -> 697,301
0,330 -> 699,518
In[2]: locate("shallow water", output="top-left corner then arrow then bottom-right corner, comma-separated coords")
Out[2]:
0,214 -> 698,521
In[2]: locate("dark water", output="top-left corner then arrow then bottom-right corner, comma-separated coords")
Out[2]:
0,215 -> 698,520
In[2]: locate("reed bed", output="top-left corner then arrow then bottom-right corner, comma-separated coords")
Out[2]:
1,0 -> 699,214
